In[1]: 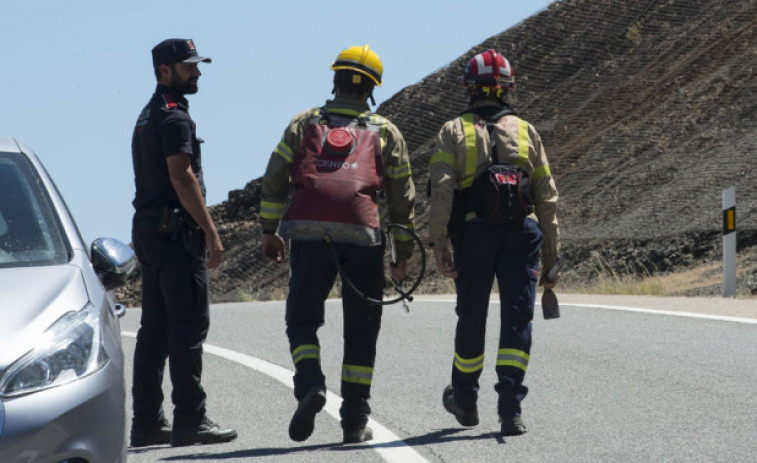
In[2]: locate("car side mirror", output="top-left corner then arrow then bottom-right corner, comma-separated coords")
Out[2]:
91,238 -> 137,291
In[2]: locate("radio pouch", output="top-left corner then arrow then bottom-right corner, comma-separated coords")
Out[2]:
159,206 -> 206,258
159,206 -> 183,240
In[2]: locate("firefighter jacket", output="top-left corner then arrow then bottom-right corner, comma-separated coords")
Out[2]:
428,102 -> 560,270
261,97 -> 417,260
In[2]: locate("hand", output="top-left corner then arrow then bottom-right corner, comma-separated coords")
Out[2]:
434,247 -> 458,279
206,231 -> 224,269
262,234 -> 286,263
539,272 -> 560,289
390,259 -> 407,281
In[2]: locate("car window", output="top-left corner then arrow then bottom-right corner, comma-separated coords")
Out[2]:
0,152 -> 69,267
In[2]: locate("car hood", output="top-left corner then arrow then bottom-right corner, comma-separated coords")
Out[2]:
0,265 -> 89,369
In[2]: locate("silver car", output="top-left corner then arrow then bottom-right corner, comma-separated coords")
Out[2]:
0,137 -> 135,462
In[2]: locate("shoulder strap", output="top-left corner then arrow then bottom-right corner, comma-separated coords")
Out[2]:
306,107 -> 327,125
316,107 -> 379,130
484,114 -> 502,164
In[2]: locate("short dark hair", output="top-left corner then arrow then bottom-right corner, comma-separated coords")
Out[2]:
154,62 -> 177,81
333,70 -> 375,96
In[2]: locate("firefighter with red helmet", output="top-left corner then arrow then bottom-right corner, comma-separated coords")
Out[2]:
259,45 -> 416,444
428,49 -> 560,436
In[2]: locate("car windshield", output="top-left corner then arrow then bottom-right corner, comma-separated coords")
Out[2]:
0,152 -> 69,267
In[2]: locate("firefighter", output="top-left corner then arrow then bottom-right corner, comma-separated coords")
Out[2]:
428,49 -> 560,436
259,45 -> 416,444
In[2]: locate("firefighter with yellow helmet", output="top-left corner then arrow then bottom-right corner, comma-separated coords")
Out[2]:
259,45 -> 416,444
428,49 -> 560,436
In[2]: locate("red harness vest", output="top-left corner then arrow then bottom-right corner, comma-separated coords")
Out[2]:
279,110 -> 385,245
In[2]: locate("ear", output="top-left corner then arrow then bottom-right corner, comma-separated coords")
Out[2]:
158,63 -> 172,81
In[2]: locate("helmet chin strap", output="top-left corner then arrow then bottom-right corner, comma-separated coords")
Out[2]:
468,86 -> 507,104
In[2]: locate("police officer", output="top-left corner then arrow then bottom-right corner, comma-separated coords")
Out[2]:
428,49 -> 560,436
129,38 -> 237,447
260,45 -> 416,444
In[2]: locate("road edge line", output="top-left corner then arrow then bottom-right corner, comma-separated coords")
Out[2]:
121,332 -> 429,463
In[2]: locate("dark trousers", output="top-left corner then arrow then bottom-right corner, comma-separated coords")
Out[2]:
285,239 -> 384,430
451,219 -> 542,417
131,217 -> 209,427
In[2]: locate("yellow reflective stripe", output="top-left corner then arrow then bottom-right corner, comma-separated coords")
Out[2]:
275,141 -> 294,164
454,352 -> 484,373
533,164 -> 551,180
392,224 -> 415,242
385,162 -> 411,179
462,114 -> 478,188
369,114 -> 387,126
496,348 -> 529,372
291,344 -> 320,366
329,108 -> 368,118
260,200 -> 286,220
430,150 -> 455,167
342,364 -> 373,385
516,119 -> 530,169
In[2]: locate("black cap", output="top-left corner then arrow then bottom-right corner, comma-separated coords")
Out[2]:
152,38 -> 211,69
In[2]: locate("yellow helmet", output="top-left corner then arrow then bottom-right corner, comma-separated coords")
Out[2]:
330,44 -> 383,87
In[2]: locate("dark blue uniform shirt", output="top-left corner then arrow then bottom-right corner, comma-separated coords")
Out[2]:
131,84 -> 205,216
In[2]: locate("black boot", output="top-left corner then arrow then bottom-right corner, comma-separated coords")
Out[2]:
171,417 -> 238,447
289,386 -> 327,442
500,415 -> 527,436
343,425 -> 373,444
442,384 -> 479,426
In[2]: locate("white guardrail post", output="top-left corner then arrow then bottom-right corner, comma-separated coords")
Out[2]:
722,187 -> 736,297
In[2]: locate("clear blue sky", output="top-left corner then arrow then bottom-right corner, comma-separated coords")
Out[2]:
2,0 -> 552,245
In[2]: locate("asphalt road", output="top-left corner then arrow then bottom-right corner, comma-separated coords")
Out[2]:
119,294 -> 757,462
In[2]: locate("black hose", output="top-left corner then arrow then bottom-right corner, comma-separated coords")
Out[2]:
324,224 -> 426,306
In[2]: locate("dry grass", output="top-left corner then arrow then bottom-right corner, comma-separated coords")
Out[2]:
649,263 -> 723,295
225,259 -> 755,302
561,261 -> 756,297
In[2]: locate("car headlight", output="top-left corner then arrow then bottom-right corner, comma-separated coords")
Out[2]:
0,304 -> 109,397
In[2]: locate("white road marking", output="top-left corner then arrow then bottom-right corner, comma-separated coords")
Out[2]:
413,298 -> 757,325
562,303 -> 757,324
121,332 -> 429,463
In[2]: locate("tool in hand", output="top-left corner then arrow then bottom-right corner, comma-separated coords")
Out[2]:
542,257 -> 563,320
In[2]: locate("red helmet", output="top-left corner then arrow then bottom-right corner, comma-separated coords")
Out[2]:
462,49 -> 515,90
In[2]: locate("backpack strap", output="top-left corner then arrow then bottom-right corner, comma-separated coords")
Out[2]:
486,116 -> 501,164
315,107 -> 380,131
308,107 -> 329,125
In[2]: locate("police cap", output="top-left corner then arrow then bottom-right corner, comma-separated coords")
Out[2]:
152,38 -> 211,69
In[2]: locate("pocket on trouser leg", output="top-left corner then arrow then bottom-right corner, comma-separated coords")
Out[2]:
506,266 -> 538,324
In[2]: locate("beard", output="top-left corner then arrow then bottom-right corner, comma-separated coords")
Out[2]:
170,69 -> 198,95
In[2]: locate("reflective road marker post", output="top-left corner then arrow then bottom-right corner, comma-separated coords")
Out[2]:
722,187 -> 736,297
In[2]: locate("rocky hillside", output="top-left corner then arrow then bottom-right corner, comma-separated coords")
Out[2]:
119,0 -> 757,306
